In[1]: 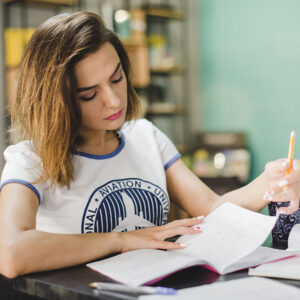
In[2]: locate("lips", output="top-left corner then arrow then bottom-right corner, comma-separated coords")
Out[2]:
104,109 -> 123,121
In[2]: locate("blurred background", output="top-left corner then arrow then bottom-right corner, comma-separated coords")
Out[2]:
0,0 -> 299,220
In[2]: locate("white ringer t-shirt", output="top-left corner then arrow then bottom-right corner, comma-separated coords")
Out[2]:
1,119 -> 181,234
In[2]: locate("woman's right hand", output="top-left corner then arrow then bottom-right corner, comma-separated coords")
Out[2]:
118,217 -> 204,253
263,158 -> 300,214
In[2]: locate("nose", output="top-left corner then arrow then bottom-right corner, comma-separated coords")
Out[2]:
101,86 -> 121,108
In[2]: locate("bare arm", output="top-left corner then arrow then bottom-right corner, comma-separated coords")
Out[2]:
166,158 -> 300,216
166,159 -> 218,217
0,183 -> 121,278
0,183 -> 203,278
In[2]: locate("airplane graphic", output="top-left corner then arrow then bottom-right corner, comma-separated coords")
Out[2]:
113,191 -> 155,232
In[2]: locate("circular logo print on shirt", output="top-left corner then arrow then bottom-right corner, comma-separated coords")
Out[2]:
81,178 -> 169,233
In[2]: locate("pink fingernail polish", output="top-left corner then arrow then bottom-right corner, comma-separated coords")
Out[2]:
194,226 -> 201,230
263,195 -> 273,201
267,189 -> 274,195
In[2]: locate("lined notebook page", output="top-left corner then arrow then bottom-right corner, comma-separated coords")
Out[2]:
172,202 -> 278,273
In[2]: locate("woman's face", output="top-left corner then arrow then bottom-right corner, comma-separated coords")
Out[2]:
75,42 -> 128,134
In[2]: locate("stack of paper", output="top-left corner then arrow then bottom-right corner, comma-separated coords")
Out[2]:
139,277 -> 300,300
249,224 -> 300,280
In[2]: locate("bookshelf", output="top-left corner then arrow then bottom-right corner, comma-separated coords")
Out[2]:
1,0 -> 199,222
144,6 -> 185,20
3,0 -> 80,108
4,0 -> 77,5
140,3 -> 190,152
114,2 -> 190,150
150,65 -> 186,75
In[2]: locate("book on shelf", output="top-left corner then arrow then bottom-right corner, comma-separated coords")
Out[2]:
87,202 -> 299,286
4,0 -> 77,5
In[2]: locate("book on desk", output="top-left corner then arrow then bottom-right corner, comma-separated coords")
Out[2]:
87,203 -> 300,286
249,223 -> 300,280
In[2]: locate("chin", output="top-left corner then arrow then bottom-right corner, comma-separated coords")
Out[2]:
106,119 -> 125,131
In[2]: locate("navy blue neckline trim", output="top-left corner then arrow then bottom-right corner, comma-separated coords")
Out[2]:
74,131 -> 125,160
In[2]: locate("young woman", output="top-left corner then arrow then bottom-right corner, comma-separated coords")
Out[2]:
0,11 -> 299,279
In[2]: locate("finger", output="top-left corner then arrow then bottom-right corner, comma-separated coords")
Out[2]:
264,181 -> 299,202
164,217 -> 205,229
277,160 -> 300,185
291,159 -> 300,173
155,240 -> 187,250
269,178 -> 289,190
263,188 -> 276,201
159,225 -> 202,240
266,175 -> 300,196
265,159 -> 290,179
266,186 -> 299,204
169,217 -> 205,226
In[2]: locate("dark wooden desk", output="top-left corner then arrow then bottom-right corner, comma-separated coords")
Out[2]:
9,262 -> 300,300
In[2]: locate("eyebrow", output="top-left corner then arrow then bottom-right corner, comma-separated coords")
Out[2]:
77,62 -> 122,93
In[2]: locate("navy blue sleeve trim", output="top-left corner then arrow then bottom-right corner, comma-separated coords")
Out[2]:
164,153 -> 181,171
0,179 -> 41,205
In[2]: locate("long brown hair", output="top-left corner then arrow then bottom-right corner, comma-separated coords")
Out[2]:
10,11 -> 140,188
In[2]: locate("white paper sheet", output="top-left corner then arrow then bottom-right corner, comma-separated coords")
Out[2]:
139,277 -> 300,300
288,224 -> 300,250
249,255 -> 300,280
171,202 -> 278,273
87,203 -> 282,285
248,222 -> 300,280
226,246 -> 300,274
87,249 -> 198,286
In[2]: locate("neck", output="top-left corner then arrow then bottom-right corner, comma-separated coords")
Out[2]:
76,130 -> 120,155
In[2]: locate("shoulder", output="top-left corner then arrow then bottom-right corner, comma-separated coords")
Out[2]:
121,118 -> 176,150
4,140 -> 41,167
121,118 -> 157,136
2,141 -> 44,201
122,118 -> 153,130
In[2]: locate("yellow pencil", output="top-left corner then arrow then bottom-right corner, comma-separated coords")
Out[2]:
284,131 -> 295,191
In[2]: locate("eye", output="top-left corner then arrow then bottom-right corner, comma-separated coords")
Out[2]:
80,91 -> 97,101
111,75 -> 123,84
111,68 -> 124,84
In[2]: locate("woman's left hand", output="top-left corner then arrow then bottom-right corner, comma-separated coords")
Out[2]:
264,158 -> 300,214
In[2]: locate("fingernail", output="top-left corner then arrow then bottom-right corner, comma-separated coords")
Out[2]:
194,226 -> 201,230
193,216 -> 204,220
263,195 -> 272,201
180,243 -> 187,248
278,179 -> 288,187
266,189 -> 274,196
278,210 -> 286,215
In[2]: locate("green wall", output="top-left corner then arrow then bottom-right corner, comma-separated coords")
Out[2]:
198,0 -> 300,183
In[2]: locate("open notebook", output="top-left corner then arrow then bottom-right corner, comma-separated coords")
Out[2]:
87,202 -> 300,286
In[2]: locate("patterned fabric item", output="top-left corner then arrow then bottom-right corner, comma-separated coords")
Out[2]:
268,201 -> 300,245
